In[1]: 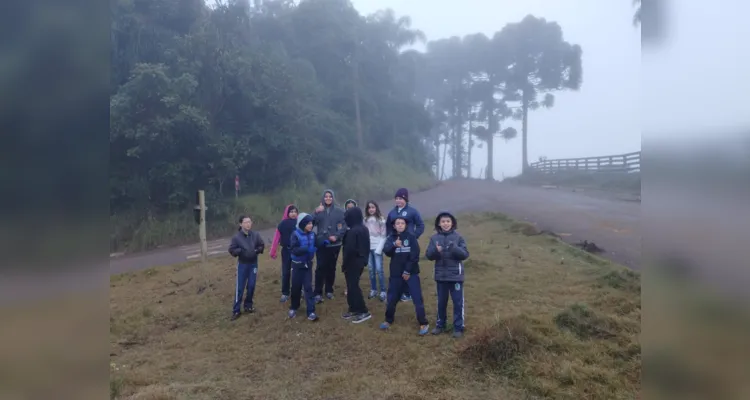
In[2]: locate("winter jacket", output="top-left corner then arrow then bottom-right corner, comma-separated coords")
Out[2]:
383,230 -> 420,277
364,216 -> 386,254
342,207 -> 370,271
228,228 -> 265,264
313,189 -> 347,248
385,203 -> 425,238
290,213 -> 316,266
270,204 -> 296,259
425,212 -> 469,282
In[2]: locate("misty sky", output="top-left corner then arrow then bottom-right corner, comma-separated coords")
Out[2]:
352,0 -> 641,178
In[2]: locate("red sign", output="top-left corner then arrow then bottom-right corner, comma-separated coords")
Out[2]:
235,175 -> 240,191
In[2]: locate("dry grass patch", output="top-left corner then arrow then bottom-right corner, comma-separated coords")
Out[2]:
110,212 -> 640,399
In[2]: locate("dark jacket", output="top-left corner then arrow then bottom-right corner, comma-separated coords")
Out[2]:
342,207 -> 370,271
385,203 -> 425,238
313,189 -> 347,248
277,219 -> 297,248
425,212 -> 469,282
383,230 -> 420,277
228,229 -> 265,264
290,213 -> 316,266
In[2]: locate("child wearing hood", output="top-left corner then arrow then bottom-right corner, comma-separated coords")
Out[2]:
340,206 -> 372,323
288,213 -> 319,321
380,216 -> 430,336
312,189 -> 347,303
344,199 -> 358,210
270,204 -> 299,303
425,211 -> 470,338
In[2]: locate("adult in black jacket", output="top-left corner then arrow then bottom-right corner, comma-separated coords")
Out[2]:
379,216 -> 430,336
341,206 -> 372,323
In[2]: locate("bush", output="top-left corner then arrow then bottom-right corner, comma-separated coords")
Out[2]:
458,315 -> 540,375
111,151 -> 436,253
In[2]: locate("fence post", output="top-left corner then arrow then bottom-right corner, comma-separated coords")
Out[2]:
198,190 -> 208,262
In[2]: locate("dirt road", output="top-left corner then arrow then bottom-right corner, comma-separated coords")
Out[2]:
109,179 -> 640,275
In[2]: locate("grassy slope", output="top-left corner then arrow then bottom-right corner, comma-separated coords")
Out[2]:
110,151 -> 436,253
109,212 -> 641,400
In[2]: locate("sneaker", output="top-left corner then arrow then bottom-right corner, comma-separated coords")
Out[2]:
453,331 -> 464,339
230,313 -> 241,321
314,295 -> 324,304
244,307 -> 255,314
351,312 -> 372,324
326,292 -> 335,300
418,324 -> 430,336
308,313 -> 319,321
431,326 -> 445,335
379,292 -> 386,302
368,290 -> 377,299
341,312 -> 353,320
288,309 -> 297,319
400,294 -> 412,302
280,295 -> 289,303
379,321 -> 391,330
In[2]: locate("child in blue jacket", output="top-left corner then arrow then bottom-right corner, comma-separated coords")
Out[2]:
288,213 -> 319,321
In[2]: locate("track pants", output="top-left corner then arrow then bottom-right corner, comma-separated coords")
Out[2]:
435,280 -> 465,332
385,274 -> 427,325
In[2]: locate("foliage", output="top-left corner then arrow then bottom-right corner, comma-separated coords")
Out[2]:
418,16 -> 583,179
110,0 -> 584,249
110,0 -> 434,217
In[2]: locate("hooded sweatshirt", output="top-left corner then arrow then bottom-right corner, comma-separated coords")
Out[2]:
425,211 -> 470,282
313,189 -> 347,248
383,223 -> 421,277
342,207 -> 370,271
270,204 -> 297,259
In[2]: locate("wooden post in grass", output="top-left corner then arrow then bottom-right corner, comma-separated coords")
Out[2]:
198,190 -> 208,262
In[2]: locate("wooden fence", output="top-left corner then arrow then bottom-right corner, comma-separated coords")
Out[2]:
528,151 -> 641,174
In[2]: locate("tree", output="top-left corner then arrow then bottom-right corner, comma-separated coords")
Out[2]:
497,15 -> 582,173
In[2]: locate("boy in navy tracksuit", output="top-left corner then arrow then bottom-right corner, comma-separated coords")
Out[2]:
380,216 -> 430,336
385,188 -> 425,302
227,215 -> 265,321
425,211 -> 470,338
288,213 -> 319,321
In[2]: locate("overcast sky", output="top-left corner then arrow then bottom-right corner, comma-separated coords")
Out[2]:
348,0 -> 640,178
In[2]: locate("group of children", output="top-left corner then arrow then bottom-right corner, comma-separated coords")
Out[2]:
228,187 -> 470,337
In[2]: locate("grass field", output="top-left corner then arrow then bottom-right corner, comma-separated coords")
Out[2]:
109,212 -> 641,400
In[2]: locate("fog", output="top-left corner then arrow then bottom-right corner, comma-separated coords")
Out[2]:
353,0 -> 642,178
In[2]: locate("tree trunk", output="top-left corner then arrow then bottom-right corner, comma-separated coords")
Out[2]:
352,57 -> 364,150
521,88 -> 530,173
440,131 -> 448,180
467,110 -> 473,178
486,134 -> 494,181
453,105 -> 464,178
